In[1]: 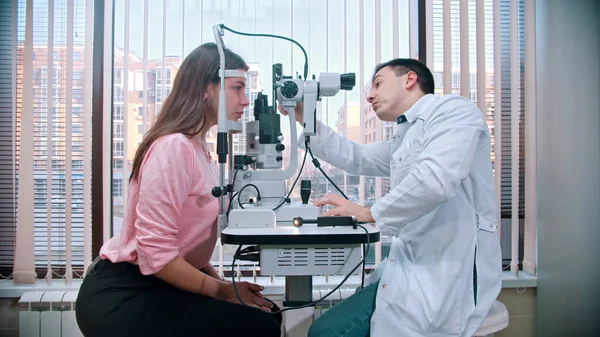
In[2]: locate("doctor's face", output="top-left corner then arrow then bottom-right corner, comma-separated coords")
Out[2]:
367,66 -> 411,122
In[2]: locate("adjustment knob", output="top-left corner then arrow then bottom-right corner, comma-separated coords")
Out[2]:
276,156 -> 283,162
275,143 -> 285,152
280,81 -> 299,99
211,186 -> 225,197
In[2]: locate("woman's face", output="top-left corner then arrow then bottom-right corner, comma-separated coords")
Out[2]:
205,69 -> 250,126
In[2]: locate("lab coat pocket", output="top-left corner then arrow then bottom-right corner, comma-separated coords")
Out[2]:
405,261 -> 462,335
392,148 -> 420,185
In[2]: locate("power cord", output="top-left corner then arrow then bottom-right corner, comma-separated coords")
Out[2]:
306,145 -> 349,200
226,168 -> 240,216
236,183 -> 262,209
219,24 -> 309,80
273,137 -> 310,211
231,223 -> 371,314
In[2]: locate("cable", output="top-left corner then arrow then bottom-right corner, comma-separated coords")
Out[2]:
226,169 -> 240,215
219,24 -> 309,80
306,145 -> 349,200
237,184 -> 261,209
361,242 -> 366,289
226,192 -> 238,215
273,137 -> 310,211
231,224 -> 371,314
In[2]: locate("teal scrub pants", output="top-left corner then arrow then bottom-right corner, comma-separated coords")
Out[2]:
308,281 -> 379,337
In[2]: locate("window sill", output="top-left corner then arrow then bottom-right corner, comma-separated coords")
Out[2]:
0,279 -> 83,299
0,271 -> 537,299
500,270 -> 537,288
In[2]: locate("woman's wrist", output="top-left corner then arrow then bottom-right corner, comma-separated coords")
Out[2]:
214,280 -> 232,301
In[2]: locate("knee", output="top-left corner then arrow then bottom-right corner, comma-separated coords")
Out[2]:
262,320 -> 282,337
252,313 -> 281,337
307,318 -> 327,337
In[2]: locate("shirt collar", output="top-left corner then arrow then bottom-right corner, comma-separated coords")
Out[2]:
400,94 -> 436,124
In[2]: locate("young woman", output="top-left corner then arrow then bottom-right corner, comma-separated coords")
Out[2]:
76,43 -> 282,337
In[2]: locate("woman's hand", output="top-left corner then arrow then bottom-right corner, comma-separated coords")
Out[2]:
217,281 -> 274,312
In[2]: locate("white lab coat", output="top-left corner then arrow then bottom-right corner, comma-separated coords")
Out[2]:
302,94 -> 502,336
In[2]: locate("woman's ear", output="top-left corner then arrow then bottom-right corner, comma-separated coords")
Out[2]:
204,83 -> 217,100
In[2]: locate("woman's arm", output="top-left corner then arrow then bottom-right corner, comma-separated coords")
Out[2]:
201,262 -> 224,281
155,256 -> 272,311
155,256 -> 223,296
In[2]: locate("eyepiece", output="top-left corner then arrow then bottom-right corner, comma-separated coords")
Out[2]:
340,73 -> 356,91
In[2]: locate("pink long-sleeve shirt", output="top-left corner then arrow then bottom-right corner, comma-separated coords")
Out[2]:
100,133 -> 220,275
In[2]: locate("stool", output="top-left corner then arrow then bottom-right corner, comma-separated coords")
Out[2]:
473,300 -> 509,336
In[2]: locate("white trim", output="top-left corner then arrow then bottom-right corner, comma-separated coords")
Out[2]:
0,272 -> 537,299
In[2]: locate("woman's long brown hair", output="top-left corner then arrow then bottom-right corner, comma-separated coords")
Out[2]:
129,43 -> 248,182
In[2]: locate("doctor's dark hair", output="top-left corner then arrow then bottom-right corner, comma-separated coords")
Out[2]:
373,58 -> 435,94
130,42 -> 248,182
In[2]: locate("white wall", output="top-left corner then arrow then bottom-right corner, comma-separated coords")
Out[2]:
536,0 -> 600,335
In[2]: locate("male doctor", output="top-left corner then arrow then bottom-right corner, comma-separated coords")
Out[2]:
282,58 -> 502,337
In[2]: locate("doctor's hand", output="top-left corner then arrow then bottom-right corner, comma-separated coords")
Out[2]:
217,281 -> 273,312
277,102 -> 304,125
314,194 -> 375,223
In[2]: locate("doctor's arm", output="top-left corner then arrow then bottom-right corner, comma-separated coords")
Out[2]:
370,104 -> 484,235
299,121 -> 392,177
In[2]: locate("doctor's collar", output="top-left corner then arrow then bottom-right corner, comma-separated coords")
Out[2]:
400,93 -> 435,124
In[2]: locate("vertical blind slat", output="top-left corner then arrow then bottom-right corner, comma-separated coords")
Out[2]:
523,0 -> 537,276
13,0 -> 36,284
510,0 -> 520,276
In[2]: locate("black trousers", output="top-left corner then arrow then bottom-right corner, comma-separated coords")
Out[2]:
75,259 -> 282,337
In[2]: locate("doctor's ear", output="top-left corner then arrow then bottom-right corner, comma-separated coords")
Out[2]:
405,71 -> 418,90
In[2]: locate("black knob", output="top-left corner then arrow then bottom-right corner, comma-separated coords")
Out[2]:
211,186 -> 225,197
275,143 -> 285,152
276,156 -> 283,162
300,180 -> 311,204
280,81 -> 299,99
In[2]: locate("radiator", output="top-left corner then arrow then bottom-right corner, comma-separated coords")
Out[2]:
18,290 -> 82,337
18,286 -> 356,337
